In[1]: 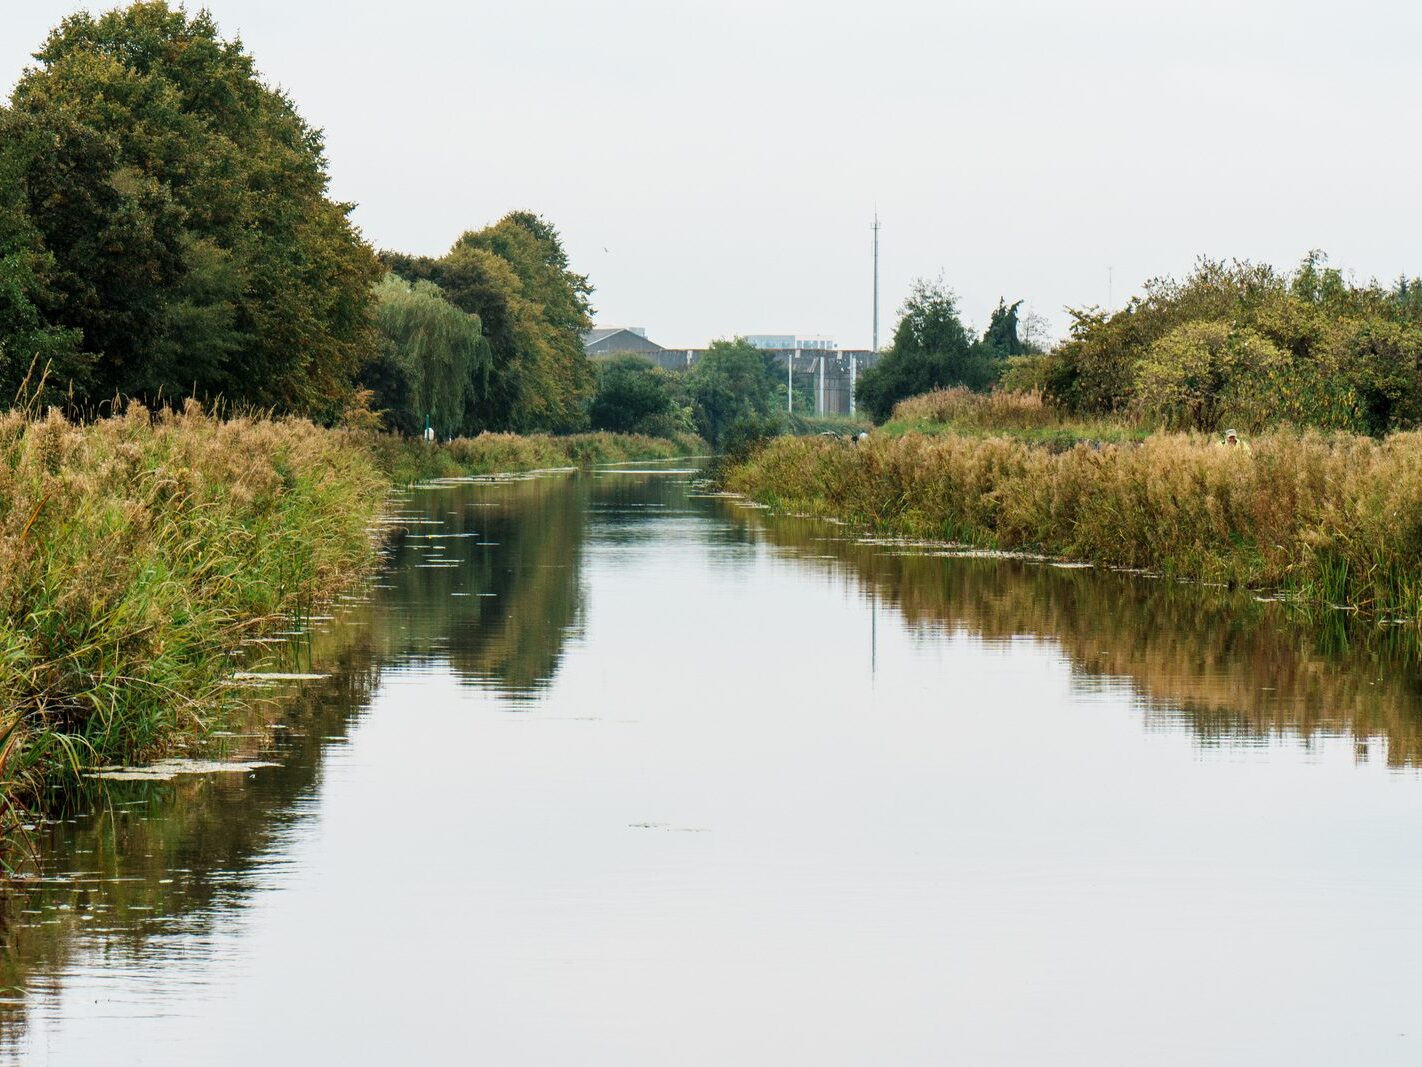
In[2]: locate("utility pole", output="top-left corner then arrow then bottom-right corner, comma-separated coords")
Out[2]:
848,350 -> 856,416
872,212 -> 881,354
1108,266 -> 1113,313
788,348 -> 795,414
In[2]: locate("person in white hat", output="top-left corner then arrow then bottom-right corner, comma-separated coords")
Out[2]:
1221,428 -> 1251,453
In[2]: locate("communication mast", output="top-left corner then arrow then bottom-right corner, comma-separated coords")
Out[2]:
872,212 -> 881,353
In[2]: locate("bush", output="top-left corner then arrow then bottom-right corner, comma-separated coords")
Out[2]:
588,355 -> 693,437
1046,254 -> 1422,435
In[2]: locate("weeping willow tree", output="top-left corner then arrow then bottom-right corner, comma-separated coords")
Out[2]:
366,274 -> 492,437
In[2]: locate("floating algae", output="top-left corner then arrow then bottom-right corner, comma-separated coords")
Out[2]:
86,759 -> 279,782
233,671 -> 330,682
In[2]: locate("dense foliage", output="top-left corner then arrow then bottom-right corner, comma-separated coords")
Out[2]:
854,280 -> 1029,422
364,274 -> 492,439
0,4 -> 605,433
0,3 -> 381,419
683,338 -> 787,447
728,428 -> 1422,618
1037,254 -> 1422,434
379,211 -> 596,434
588,355 -> 694,438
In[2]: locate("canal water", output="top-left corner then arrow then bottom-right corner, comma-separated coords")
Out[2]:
3,465 -> 1422,1065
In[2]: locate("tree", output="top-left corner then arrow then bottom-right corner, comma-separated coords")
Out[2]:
1044,253 -> 1422,434
588,355 -> 691,437
1,2 -> 381,418
983,298 -> 1026,356
380,211 -> 596,433
365,274 -> 492,438
1134,322 -> 1287,431
448,212 -> 595,431
0,110 -> 86,405
686,338 -> 783,447
854,278 -> 1003,422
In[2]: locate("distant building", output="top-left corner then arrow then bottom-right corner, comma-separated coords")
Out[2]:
744,334 -> 837,351
583,327 -> 665,358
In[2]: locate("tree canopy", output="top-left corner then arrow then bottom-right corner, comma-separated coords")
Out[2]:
0,2 -> 381,417
378,211 -> 595,433
364,274 -> 492,439
854,278 -> 1013,421
1038,254 -> 1422,434
588,355 -> 692,437
684,338 -> 785,447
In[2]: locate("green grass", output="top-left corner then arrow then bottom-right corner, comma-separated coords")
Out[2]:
724,426 -> 1422,622
0,408 -> 702,855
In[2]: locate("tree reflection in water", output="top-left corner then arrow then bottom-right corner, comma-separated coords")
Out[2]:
4,466 -> 1422,1052
727,508 -> 1422,766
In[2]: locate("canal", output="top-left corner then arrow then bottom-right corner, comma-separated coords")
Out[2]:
3,464 -> 1422,1064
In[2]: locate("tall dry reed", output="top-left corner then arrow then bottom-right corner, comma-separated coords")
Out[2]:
0,402 -> 388,831
726,428 -> 1422,617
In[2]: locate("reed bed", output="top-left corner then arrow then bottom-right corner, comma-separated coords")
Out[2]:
887,387 -> 1145,448
369,430 -> 704,485
891,387 -> 1064,428
725,428 -> 1422,618
0,402 -> 388,833
0,411 -> 703,842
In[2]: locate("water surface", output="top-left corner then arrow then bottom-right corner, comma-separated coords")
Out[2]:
3,465 -> 1422,1065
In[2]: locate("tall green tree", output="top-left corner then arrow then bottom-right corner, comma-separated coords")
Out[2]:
983,298 -> 1026,356
1,2 -> 380,418
855,278 -> 1004,421
686,338 -> 783,446
366,274 -> 492,438
380,211 -> 596,432
589,355 -> 691,437
0,110 -> 86,405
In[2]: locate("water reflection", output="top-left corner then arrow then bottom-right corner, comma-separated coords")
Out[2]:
3,466 -> 1422,1062
0,469 -> 686,1049
726,509 -> 1422,766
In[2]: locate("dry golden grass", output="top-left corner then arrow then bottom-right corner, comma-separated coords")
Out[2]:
0,402 -> 389,833
891,387 -> 1062,429
726,427 -> 1422,617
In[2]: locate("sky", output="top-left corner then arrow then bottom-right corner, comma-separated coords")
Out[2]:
5,0 -> 1421,349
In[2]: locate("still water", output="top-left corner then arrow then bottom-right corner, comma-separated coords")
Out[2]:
4,465 -> 1422,1065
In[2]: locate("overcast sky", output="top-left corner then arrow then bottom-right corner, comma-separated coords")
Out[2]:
6,0 -> 1421,348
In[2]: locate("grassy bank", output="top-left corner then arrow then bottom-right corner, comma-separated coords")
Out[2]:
368,430 -> 704,485
0,408 -> 701,844
884,387 -> 1147,449
724,427 -> 1422,618
0,403 -> 389,829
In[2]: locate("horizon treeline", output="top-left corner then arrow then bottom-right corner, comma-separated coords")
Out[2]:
0,3 -> 595,433
864,257 -> 1422,437
1032,254 -> 1422,435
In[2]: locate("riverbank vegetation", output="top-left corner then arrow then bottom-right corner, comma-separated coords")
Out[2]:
0,2 -> 706,839
1029,255 -> 1422,435
853,281 -> 1044,421
861,255 -> 1422,438
725,427 -> 1422,618
0,403 -> 386,832
0,404 -> 699,849
884,387 -> 1144,449
369,428 -> 703,486
739,255 -> 1422,617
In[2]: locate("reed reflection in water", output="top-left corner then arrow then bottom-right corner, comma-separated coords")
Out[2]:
2,466 -> 1421,1065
